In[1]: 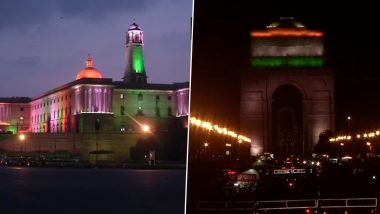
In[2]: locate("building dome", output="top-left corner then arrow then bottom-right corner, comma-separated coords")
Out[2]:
267,17 -> 305,29
76,55 -> 103,80
128,22 -> 142,31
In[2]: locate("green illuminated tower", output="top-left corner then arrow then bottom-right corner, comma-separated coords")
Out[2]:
123,22 -> 147,84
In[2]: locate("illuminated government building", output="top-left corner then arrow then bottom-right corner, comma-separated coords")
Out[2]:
0,23 -> 189,161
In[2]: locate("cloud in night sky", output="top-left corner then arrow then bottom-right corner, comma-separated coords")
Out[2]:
0,0 -> 192,97
12,56 -> 41,68
0,0 -> 154,29
54,0 -> 153,19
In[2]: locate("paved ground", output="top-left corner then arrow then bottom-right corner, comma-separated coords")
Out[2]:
0,167 -> 186,214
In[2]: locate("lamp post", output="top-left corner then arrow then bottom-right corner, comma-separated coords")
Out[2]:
94,118 -> 101,166
204,142 -> 208,160
19,134 -> 25,156
367,142 -> 373,154
347,115 -> 352,133
16,116 -> 24,133
142,124 -> 151,165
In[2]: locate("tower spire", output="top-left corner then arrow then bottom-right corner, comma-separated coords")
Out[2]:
86,53 -> 94,68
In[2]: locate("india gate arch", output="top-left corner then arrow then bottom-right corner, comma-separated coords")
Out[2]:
240,17 -> 335,157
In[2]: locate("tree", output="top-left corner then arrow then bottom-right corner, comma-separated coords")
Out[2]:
314,130 -> 333,154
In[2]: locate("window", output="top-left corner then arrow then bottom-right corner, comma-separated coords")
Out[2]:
20,107 -> 24,111
155,107 -> 160,117
134,34 -> 139,42
120,94 -> 124,99
168,107 -> 172,116
138,93 -> 143,101
120,105 -> 125,115
168,96 -> 172,100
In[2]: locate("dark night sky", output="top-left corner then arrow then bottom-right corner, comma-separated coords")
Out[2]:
0,0 -> 192,97
191,0 -> 380,133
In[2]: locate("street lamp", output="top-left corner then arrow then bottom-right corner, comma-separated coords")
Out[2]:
142,124 -> 150,133
19,134 -> 25,156
203,142 -> 208,160
346,115 -> 353,133
16,116 -> 24,133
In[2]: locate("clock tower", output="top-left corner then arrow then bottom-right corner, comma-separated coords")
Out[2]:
123,22 -> 148,84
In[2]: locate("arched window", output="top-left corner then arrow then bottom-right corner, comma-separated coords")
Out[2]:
134,34 -> 140,42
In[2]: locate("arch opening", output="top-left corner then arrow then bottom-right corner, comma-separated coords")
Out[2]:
272,84 -> 303,156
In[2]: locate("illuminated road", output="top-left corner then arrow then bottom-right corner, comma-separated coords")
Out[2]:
0,167 -> 185,214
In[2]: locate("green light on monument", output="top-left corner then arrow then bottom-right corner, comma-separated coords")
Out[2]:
251,57 -> 325,68
133,46 -> 145,73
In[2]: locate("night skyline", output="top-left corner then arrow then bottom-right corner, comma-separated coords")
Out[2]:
0,0 -> 192,97
191,0 -> 380,133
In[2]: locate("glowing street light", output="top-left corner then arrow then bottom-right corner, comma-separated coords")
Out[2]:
189,117 -> 252,143
367,142 -> 371,146
19,134 -> 25,141
142,125 -> 150,133
19,134 -> 25,156
204,142 -> 208,147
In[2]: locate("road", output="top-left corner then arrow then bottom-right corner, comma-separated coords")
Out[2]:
186,159 -> 380,213
0,167 -> 186,214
